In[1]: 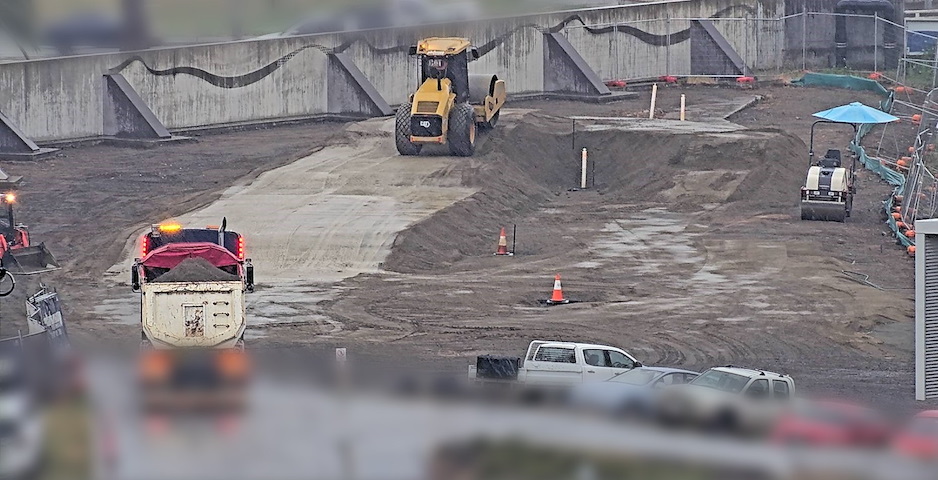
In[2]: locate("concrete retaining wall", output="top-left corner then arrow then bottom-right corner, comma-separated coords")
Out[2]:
0,0 -> 792,143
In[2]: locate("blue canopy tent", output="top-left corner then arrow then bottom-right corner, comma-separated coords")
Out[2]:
808,101 -> 898,165
812,102 -> 899,124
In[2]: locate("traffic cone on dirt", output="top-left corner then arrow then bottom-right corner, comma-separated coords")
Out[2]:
494,227 -> 513,256
546,274 -> 569,305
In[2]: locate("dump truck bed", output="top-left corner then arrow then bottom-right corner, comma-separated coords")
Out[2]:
141,281 -> 246,349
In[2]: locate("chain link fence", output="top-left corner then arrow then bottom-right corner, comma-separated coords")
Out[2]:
896,91 -> 938,232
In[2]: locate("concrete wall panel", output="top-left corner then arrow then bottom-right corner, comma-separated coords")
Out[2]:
10,56 -> 110,141
118,38 -> 333,129
0,0 -> 789,143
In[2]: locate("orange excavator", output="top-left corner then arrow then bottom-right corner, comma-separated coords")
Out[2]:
0,192 -> 59,274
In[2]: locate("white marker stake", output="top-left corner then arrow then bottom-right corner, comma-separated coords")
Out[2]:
649,83 -> 658,119
581,148 -> 588,189
680,94 -> 686,121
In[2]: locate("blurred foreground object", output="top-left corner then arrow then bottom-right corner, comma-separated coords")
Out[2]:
257,0 -> 480,38
892,410 -> 938,459
0,0 -> 36,58
657,366 -> 795,435
568,366 -> 699,418
771,400 -> 892,447
0,333 -> 44,479
39,0 -> 153,55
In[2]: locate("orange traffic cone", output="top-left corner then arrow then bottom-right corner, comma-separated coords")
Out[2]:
546,274 -> 569,305
494,227 -> 513,256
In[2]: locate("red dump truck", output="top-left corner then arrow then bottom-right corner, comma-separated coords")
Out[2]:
131,219 -> 254,410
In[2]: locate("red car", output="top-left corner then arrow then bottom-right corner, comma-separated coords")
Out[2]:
770,400 -> 892,447
892,410 -> 938,459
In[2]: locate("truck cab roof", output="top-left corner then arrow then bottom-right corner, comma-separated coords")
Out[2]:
532,341 -> 624,349
527,340 -> 631,352
142,223 -> 244,261
414,37 -> 472,56
525,340 -> 637,362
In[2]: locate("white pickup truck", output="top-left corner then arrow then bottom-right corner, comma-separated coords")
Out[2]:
657,366 -> 796,433
468,340 -> 641,387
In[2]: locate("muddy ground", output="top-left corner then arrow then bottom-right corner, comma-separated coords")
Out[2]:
0,85 -> 925,409
0,123 -> 341,339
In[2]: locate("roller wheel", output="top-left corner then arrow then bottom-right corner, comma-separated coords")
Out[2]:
448,103 -> 476,157
483,110 -> 500,130
395,103 -> 422,156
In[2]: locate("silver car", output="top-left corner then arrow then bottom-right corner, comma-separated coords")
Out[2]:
568,366 -> 698,417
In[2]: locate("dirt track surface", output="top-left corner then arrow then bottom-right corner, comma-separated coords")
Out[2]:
0,123 -> 339,339
0,85 -> 924,408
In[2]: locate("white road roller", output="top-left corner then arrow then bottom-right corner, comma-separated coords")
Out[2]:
800,148 -> 855,222
800,102 -> 899,222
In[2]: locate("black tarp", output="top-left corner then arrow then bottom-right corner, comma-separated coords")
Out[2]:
476,355 -> 520,380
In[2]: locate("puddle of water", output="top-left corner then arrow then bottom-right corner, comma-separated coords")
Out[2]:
92,297 -> 138,325
691,266 -> 729,285
585,207 -> 805,318
759,310 -> 813,316
248,283 -> 347,337
244,329 -> 268,341
593,209 -> 701,276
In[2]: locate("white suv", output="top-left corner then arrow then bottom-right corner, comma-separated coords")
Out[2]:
657,366 -> 795,434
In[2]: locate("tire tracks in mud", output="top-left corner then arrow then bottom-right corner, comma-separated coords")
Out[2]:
316,103 -> 916,406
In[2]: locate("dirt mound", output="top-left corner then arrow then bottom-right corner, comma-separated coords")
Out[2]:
151,257 -> 240,283
384,118 -> 573,272
383,114 -> 808,274
584,126 -> 808,210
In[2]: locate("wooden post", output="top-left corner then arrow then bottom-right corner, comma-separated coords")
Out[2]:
580,148 -> 588,189
649,84 -> 658,119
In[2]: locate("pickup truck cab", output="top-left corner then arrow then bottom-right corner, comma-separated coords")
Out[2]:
469,340 -> 640,387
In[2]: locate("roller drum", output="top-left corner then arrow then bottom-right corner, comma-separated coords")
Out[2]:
468,74 -> 498,105
800,202 -> 847,222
